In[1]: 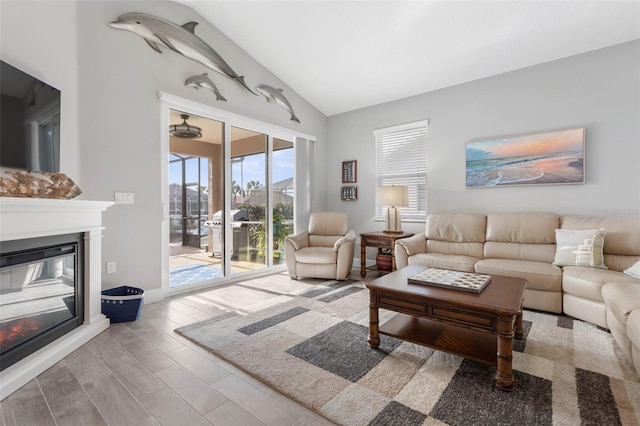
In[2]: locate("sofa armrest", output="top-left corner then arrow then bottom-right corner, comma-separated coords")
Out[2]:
334,230 -> 356,252
335,230 -> 356,280
396,233 -> 427,256
395,233 -> 427,270
285,231 -> 309,251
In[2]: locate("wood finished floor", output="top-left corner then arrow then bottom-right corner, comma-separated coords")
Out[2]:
0,271 -> 370,426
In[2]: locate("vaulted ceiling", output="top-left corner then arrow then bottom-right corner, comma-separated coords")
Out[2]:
175,1 -> 640,117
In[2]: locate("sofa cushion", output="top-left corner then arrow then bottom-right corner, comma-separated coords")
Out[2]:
553,228 -> 607,269
309,235 -> 341,248
408,253 -> 478,273
484,241 -> 556,263
474,258 -> 562,292
425,213 -> 486,243
486,212 -> 559,244
484,213 -> 558,263
561,215 -> 640,272
601,281 -> 640,329
426,240 -> 484,259
308,212 -> 348,236
294,247 -> 337,264
624,260 -> 640,279
563,267 -> 634,303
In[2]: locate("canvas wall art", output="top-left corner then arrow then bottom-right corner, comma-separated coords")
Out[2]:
466,128 -> 585,187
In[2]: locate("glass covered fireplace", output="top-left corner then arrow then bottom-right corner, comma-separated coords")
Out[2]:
0,233 -> 83,371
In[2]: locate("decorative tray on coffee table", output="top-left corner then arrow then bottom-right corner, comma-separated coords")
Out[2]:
408,268 -> 491,293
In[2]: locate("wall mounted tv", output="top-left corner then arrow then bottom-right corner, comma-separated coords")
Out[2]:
0,60 -> 61,172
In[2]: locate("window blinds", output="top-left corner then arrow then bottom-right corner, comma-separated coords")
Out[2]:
374,120 -> 428,222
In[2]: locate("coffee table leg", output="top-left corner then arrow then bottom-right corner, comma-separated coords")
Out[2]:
368,292 -> 380,348
515,305 -> 524,339
495,316 -> 515,391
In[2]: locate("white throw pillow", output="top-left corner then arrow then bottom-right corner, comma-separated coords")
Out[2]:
624,260 -> 640,279
553,228 -> 607,269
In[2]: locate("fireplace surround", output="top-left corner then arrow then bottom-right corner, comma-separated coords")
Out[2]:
0,197 -> 112,400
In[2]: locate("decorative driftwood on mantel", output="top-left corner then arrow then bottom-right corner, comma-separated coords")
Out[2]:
0,169 -> 82,199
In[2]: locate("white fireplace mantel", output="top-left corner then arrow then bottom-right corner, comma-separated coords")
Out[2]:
0,197 -> 114,400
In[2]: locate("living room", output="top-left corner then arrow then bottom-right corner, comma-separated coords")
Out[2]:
2,0 -> 638,299
1,0 -> 639,424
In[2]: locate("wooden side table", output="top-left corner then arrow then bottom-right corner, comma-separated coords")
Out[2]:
360,231 -> 414,277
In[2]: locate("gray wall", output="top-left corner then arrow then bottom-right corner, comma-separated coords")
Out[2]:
1,1 -> 328,296
327,41 -> 640,238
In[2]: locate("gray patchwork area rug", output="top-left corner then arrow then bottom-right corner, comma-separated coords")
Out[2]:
175,280 -> 640,426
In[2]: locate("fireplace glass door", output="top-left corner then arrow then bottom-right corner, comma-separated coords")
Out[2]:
0,233 -> 83,371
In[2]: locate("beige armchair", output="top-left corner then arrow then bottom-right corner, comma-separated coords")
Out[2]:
285,212 -> 356,280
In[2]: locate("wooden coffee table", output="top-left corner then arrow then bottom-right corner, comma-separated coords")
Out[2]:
365,265 -> 527,391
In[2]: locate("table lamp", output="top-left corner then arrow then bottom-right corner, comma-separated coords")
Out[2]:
379,185 -> 408,234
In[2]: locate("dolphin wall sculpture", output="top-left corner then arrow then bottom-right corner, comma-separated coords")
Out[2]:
185,73 -> 227,102
109,12 -> 258,96
255,84 -> 300,123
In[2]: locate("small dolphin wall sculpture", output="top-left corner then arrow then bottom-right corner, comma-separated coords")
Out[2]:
109,12 -> 258,96
185,73 -> 227,102
255,85 -> 300,123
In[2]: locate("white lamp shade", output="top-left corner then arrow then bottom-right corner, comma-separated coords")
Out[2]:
379,186 -> 408,234
379,186 -> 409,207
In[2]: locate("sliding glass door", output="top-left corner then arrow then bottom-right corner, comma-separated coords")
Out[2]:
272,139 -> 294,264
229,128 -> 295,270
230,126 -> 267,271
168,110 -> 225,289
166,106 -> 296,290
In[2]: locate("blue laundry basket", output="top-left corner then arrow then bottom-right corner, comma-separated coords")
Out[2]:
101,286 -> 144,323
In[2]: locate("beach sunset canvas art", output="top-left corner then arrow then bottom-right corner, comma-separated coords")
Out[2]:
466,128 -> 585,187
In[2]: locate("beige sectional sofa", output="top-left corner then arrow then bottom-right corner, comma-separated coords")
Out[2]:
602,282 -> 640,375
394,212 -> 640,374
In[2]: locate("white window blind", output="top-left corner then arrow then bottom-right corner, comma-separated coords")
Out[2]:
374,120 -> 428,222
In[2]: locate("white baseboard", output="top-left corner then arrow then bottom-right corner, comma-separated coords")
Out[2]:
143,287 -> 165,304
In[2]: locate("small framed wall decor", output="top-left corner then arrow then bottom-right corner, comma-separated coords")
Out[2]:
341,186 -> 358,201
342,160 -> 357,183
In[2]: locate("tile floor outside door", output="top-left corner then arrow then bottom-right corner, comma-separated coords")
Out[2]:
169,244 -> 270,288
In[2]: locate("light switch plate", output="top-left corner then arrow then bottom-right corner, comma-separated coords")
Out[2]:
115,192 -> 134,204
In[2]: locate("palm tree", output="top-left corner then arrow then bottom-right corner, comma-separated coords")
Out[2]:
231,180 -> 245,209
232,180 -> 245,197
246,180 -> 263,194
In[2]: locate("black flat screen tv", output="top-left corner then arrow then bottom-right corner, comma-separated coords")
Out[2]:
0,60 -> 61,172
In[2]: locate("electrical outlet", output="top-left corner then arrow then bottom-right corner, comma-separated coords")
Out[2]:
106,261 -> 116,274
